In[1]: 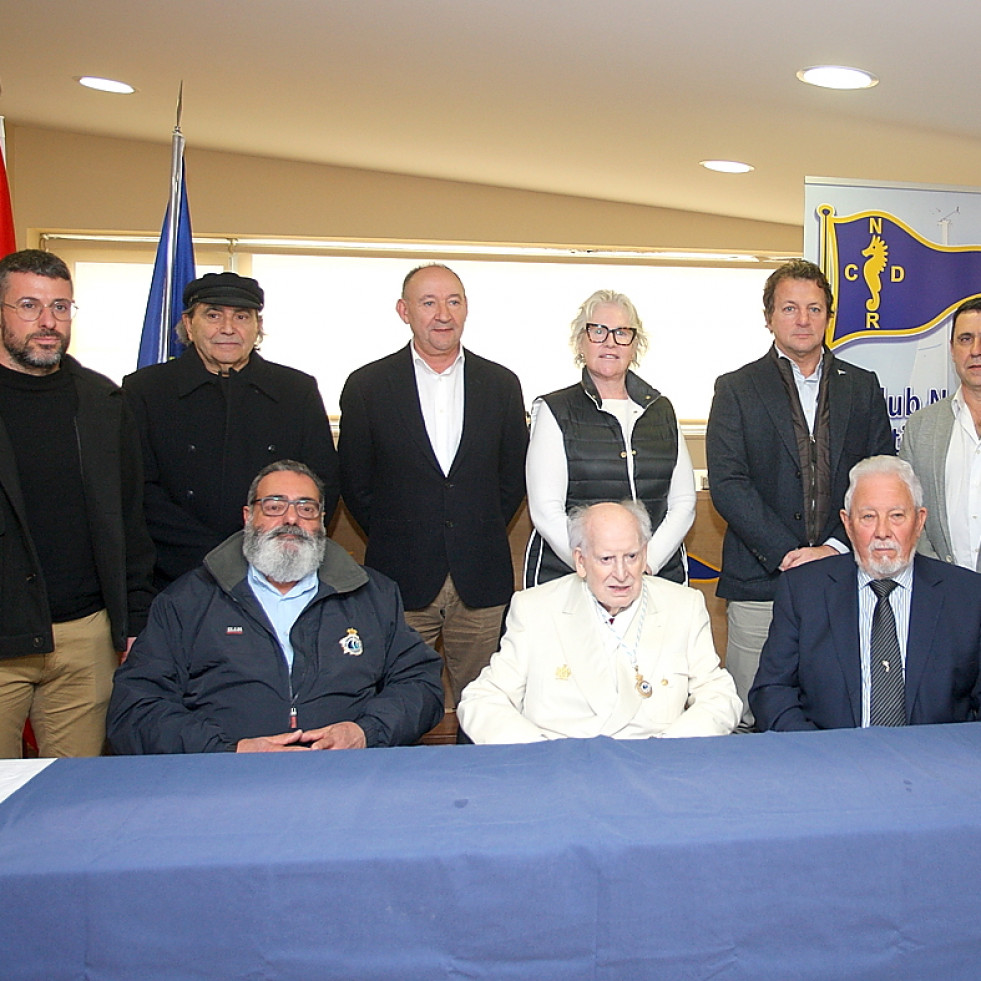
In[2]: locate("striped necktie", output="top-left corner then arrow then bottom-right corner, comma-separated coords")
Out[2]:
869,578 -> 906,726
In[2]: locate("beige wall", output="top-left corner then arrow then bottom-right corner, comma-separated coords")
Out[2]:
6,123 -> 801,254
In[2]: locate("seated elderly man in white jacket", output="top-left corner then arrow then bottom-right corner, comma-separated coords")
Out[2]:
458,500 -> 740,742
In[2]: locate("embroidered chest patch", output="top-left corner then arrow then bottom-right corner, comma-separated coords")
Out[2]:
339,628 -> 363,656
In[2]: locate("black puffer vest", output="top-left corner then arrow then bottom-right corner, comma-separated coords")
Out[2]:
524,368 -> 685,586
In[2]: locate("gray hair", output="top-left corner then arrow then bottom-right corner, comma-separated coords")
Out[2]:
246,459 -> 325,509
177,305 -> 264,348
843,455 -> 923,512
569,289 -> 649,368
567,499 -> 653,554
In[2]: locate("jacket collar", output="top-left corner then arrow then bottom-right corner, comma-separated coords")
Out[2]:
204,529 -> 369,597
579,366 -> 661,411
173,347 -> 284,400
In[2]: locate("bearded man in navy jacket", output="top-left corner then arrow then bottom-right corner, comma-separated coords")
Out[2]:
108,461 -> 443,753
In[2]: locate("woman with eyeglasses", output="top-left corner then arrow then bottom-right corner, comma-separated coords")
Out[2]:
523,289 -> 696,587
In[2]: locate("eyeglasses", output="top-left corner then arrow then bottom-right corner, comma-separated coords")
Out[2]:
585,323 -> 637,345
251,496 -> 324,519
2,298 -> 78,323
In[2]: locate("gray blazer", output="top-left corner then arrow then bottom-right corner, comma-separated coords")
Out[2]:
897,395 -> 981,570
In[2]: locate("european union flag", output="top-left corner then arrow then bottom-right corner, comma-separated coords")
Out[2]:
819,206 -> 981,349
137,176 -> 196,367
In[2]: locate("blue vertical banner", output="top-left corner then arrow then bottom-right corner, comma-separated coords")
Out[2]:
137,176 -> 195,367
804,178 -> 981,443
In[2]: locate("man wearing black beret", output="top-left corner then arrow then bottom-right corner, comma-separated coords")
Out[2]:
123,271 -> 339,588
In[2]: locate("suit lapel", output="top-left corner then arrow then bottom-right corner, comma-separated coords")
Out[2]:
609,581 -> 674,727
447,351 -> 482,478
556,579 -> 616,722
556,578 -> 642,734
751,355 -> 800,466
904,556 -> 942,721
389,345 -> 442,474
826,356 -> 855,479
826,560 -> 863,727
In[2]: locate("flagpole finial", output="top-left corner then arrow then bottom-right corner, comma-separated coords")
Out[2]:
175,81 -> 183,133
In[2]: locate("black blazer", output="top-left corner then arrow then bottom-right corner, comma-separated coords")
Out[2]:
706,348 -> 894,601
0,357 -> 155,656
338,345 -> 527,609
750,553 -> 981,730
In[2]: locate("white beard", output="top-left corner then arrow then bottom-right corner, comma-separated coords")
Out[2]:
242,523 -> 326,585
855,538 -> 911,579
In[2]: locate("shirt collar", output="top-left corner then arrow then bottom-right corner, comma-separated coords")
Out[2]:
410,342 -> 465,377
776,346 -> 824,385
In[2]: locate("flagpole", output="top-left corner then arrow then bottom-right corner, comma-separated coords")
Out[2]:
159,83 -> 185,364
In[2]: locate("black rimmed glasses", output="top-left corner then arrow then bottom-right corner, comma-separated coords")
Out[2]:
585,323 -> 637,345
251,496 -> 324,519
2,298 -> 78,322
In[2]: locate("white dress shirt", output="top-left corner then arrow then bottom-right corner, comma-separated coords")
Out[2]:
412,343 -> 465,476
777,349 -> 822,433
945,386 -> 981,570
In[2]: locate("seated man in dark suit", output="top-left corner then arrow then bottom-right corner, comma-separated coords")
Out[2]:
750,455 -> 981,731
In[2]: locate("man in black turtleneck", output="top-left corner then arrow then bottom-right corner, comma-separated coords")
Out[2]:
0,249 -> 154,757
122,272 -> 338,589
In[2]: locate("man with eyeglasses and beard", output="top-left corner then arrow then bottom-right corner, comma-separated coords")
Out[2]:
108,460 -> 443,754
750,456 -> 981,731
0,249 -> 154,759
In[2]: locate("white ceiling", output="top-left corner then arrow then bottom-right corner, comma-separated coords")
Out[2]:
2,0 -> 980,229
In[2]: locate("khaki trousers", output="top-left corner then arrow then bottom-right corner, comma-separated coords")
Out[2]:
0,609 -> 117,758
404,575 -> 506,709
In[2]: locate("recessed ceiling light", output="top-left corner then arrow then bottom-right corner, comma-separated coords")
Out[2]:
76,76 -> 136,94
797,65 -> 878,90
700,160 -> 754,174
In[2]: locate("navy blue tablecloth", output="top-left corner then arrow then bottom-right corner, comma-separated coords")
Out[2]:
2,724 -> 981,980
